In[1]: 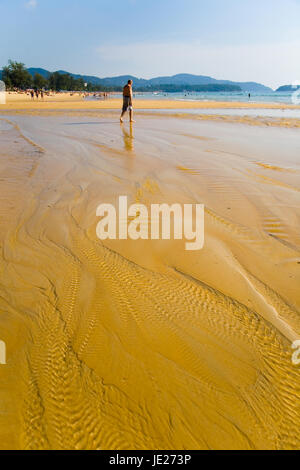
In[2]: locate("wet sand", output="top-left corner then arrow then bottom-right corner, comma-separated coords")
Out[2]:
0,110 -> 299,450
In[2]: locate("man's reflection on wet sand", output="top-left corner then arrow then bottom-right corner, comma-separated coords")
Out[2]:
121,122 -> 135,153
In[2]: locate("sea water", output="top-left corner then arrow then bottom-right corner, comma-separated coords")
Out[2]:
129,90 -> 299,105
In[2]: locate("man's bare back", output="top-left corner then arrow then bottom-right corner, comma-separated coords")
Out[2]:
123,84 -> 132,98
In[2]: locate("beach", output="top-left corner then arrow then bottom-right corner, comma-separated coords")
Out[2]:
4,90 -> 300,111
0,94 -> 299,450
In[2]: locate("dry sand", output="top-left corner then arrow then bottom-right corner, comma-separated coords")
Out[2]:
4,90 -> 300,111
0,101 -> 299,450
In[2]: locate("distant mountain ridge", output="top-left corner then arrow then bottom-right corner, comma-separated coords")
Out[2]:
0,67 -> 274,92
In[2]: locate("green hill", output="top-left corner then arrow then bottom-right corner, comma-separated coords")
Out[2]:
0,66 -> 273,93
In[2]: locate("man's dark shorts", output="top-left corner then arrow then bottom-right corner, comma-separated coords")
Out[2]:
122,96 -> 133,113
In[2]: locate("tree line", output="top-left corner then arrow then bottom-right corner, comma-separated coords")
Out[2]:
136,84 -> 242,93
1,60 -> 114,92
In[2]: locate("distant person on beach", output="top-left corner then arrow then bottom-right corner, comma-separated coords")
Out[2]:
35,89 -> 39,99
120,80 -> 134,123
30,90 -> 34,100
248,93 -> 251,100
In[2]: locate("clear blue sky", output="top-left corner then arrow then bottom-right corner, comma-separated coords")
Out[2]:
1,0 -> 300,88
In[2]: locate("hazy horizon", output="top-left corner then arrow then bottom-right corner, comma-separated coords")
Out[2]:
1,0 -> 300,89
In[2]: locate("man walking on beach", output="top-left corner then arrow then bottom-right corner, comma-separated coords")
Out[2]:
120,80 -> 134,123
